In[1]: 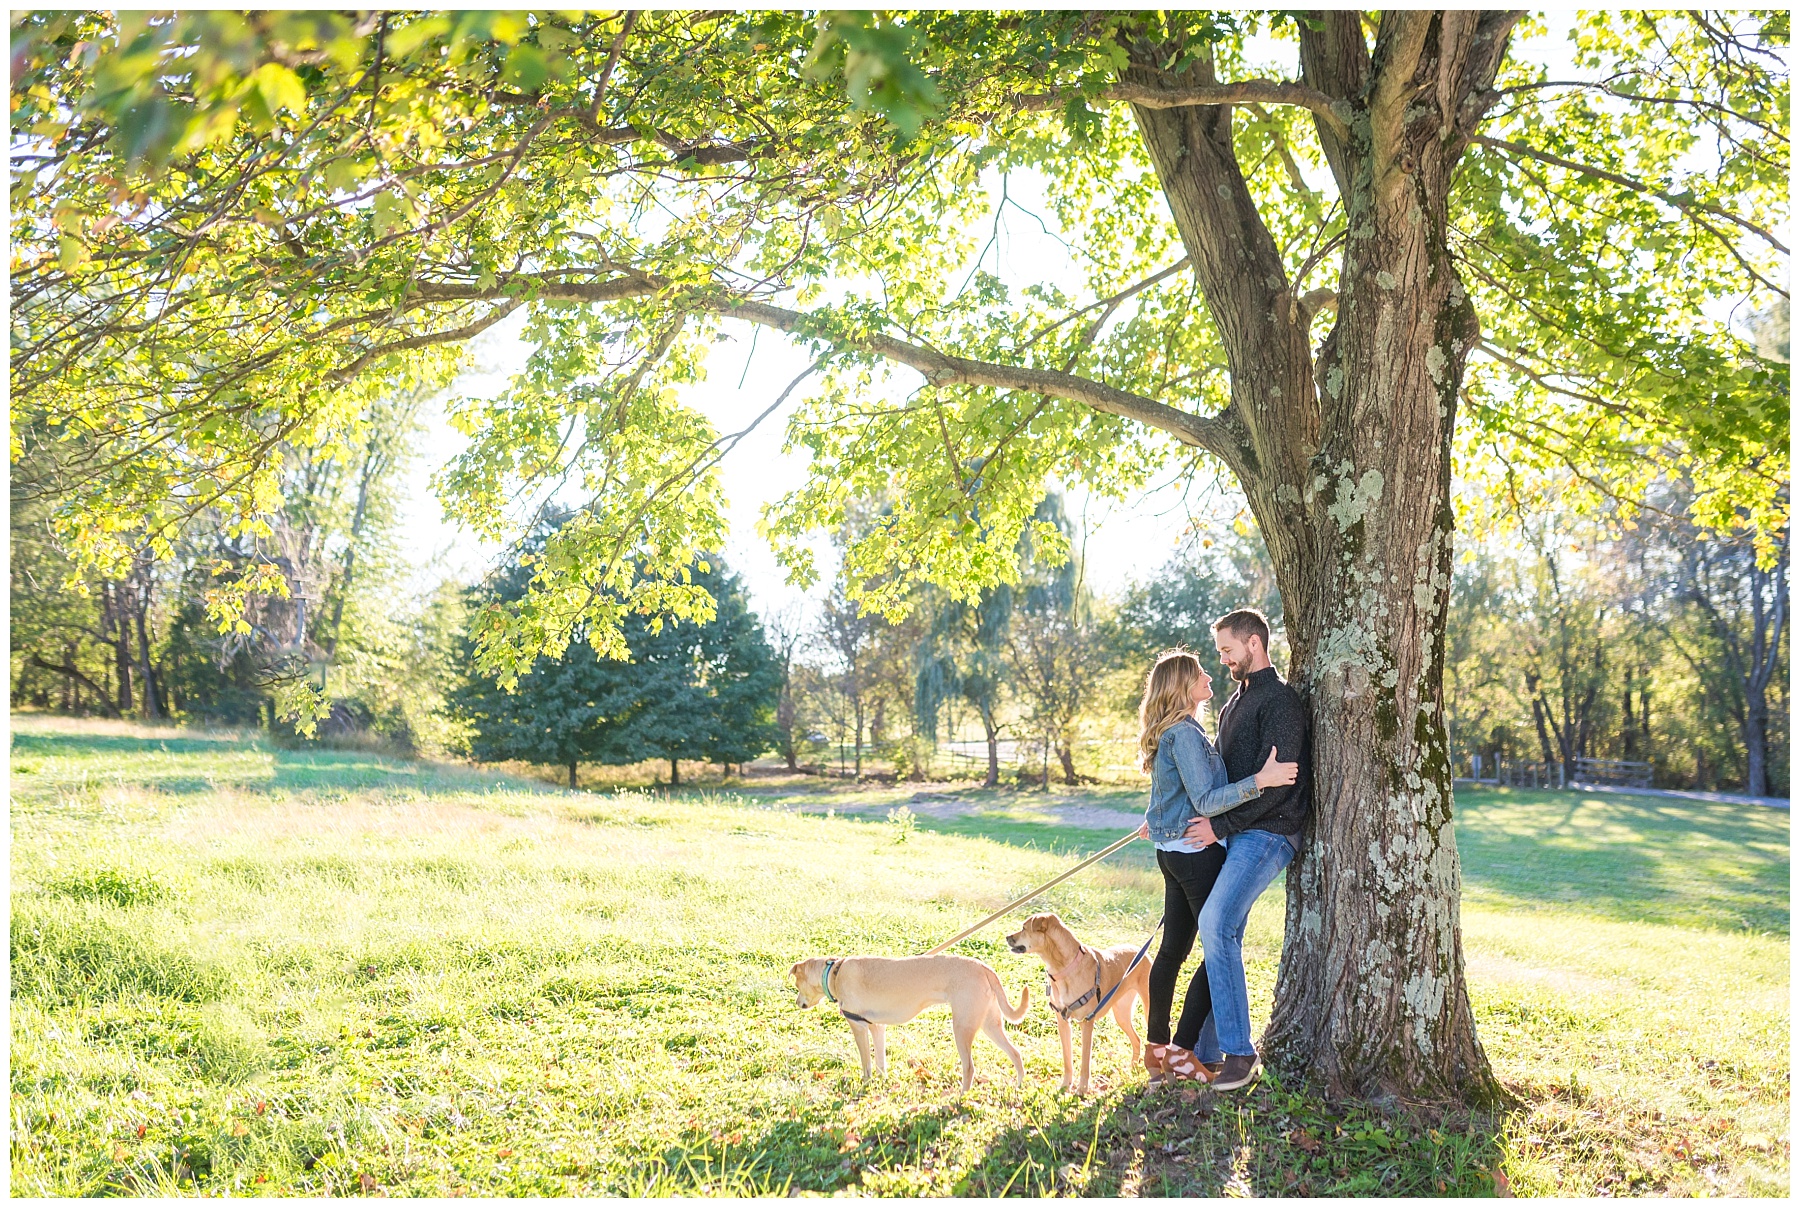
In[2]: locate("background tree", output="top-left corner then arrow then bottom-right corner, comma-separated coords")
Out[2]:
1668,516 -> 1789,798
764,605 -> 806,772
13,9 -> 1786,1102
813,582 -> 880,779
913,583 -> 1015,788
1006,495 -> 1109,785
456,532 -> 778,787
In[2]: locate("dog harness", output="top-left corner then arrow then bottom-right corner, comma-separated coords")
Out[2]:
1049,918 -> 1165,1023
820,959 -> 871,1025
1049,947 -> 1105,1021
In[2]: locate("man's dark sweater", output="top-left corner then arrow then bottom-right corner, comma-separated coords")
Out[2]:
1212,666 -> 1312,840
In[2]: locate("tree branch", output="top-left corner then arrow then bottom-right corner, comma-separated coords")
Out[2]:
721,298 -> 1233,458
1014,79 -> 1349,141
1298,10 -> 1371,197
1473,134 -> 1788,254
26,655 -> 123,717
413,273 -> 1235,458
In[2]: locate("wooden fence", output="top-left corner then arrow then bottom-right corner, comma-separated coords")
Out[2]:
1571,756 -> 1653,788
1465,754 -> 1653,790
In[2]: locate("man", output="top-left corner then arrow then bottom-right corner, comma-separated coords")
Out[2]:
1182,607 -> 1311,1091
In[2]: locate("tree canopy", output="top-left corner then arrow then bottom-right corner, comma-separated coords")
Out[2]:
13,10 -> 1785,673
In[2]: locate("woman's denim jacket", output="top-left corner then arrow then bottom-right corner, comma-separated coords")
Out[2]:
1145,717 -> 1262,843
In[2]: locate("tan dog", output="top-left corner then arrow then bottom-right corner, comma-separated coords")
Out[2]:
1005,912 -> 1148,1094
789,954 -> 1030,1093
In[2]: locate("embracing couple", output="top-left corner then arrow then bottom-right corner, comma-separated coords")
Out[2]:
1132,608 -> 1311,1092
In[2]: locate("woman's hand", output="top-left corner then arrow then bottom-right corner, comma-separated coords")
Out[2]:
1254,746 -> 1300,789
1135,821 -> 1150,840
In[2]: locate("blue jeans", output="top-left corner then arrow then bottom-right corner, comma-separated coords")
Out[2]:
1196,829 -> 1296,1058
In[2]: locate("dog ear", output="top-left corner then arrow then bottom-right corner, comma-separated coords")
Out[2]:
788,960 -> 806,980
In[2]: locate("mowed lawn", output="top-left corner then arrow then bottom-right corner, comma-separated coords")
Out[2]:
8,716 -> 1789,1196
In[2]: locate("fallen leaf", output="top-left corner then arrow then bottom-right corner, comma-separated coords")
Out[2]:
1289,1129 -> 1323,1154
496,1148 -> 513,1158
135,1124 -> 146,1139
230,1119 -> 250,1137
359,1172 -> 378,1192
1493,1167 -> 1514,1198
255,1101 -> 267,1115
111,1143 -> 130,1162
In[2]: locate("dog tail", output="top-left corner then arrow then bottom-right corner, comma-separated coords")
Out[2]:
1002,981 -> 1031,1022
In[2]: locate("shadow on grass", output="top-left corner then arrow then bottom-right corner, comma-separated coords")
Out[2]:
628,1073 -> 1510,1197
1454,787 -> 1790,935
957,1073 -> 1508,1197
9,731 -> 249,759
267,748 -> 427,794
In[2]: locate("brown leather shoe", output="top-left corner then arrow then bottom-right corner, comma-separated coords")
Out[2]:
1201,1060 -> 1224,1078
1213,1052 -> 1262,1091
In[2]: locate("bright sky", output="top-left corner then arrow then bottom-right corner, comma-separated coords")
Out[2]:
390,16 -> 1603,618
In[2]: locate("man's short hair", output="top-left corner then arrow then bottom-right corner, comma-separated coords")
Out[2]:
1212,608 -> 1271,650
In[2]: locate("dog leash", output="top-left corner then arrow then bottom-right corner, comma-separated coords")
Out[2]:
923,827 -> 1143,955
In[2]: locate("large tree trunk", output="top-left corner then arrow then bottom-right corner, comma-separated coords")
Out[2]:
1125,10 -> 1517,1103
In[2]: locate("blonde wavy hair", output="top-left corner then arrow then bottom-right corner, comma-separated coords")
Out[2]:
1137,650 -> 1204,773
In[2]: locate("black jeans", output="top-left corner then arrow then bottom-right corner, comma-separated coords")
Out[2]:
1147,844 -> 1229,1050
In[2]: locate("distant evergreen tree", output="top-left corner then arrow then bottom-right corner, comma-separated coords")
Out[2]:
452,524 -> 780,787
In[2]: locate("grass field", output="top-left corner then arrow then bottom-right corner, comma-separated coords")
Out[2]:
9,715 -> 1790,1196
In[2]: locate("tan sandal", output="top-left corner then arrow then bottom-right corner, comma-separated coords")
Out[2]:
1145,1043 -> 1170,1086
1162,1045 -> 1212,1083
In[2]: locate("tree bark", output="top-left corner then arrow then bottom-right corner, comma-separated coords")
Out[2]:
1744,692 -> 1769,797
1058,741 -> 1079,785
104,581 -> 135,716
132,586 -> 164,719
854,697 -> 864,778
569,760 -> 579,791
669,757 -> 680,787
1124,10 -> 1518,1103
1742,546 -> 1787,797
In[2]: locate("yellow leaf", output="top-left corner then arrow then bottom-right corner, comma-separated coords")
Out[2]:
250,62 -> 307,118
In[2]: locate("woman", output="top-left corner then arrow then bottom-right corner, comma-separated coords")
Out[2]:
1134,649 -> 1297,1085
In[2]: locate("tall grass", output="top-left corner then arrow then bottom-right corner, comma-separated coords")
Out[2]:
8,715 -> 1788,1196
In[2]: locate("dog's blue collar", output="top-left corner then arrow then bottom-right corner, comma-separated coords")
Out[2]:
821,958 -> 839,1004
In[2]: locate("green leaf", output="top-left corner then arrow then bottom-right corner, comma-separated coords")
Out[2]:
500,44 -> 551,92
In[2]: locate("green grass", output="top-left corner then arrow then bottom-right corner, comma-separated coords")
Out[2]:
9,716 -> 1789,1196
